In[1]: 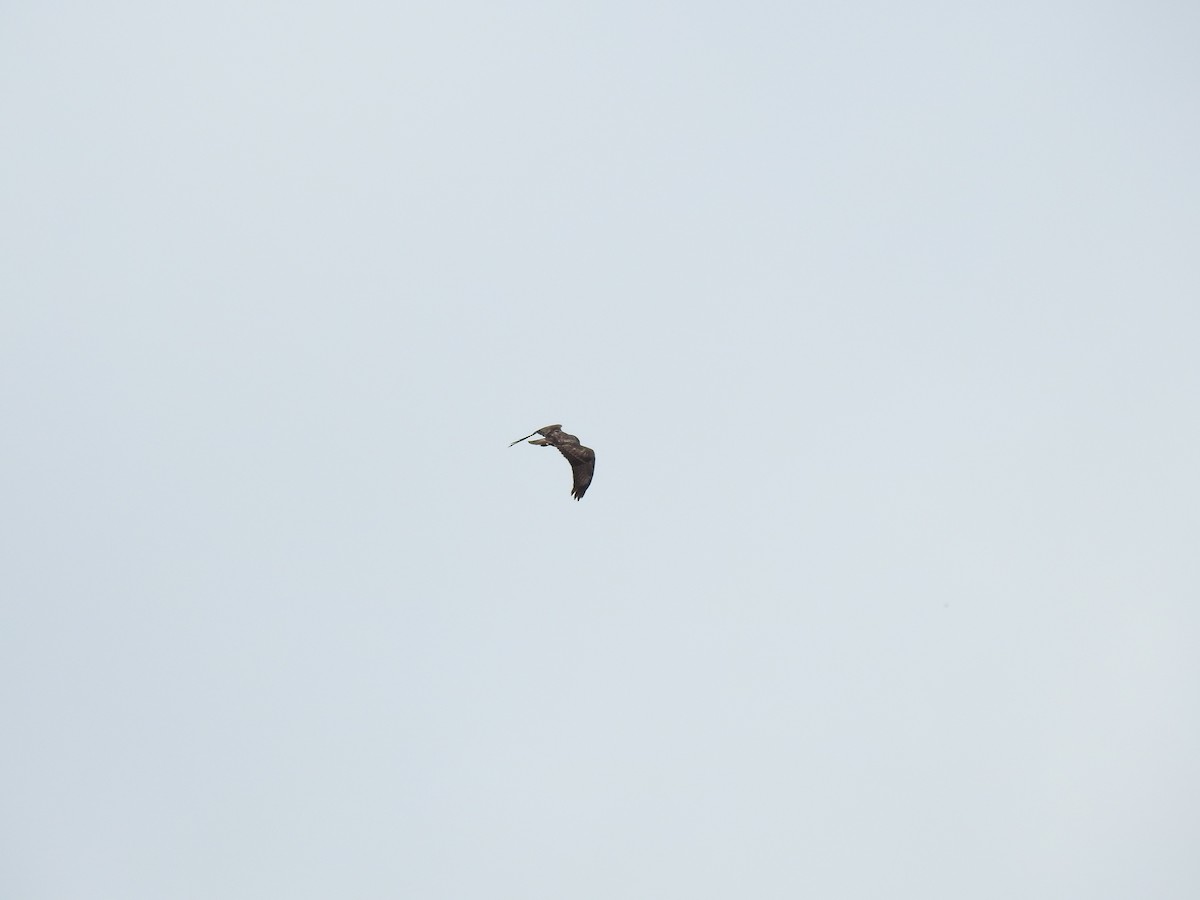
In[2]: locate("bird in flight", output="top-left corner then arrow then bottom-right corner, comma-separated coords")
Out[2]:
509,424 -> 595,500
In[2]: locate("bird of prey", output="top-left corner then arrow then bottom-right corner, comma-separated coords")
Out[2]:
509,424 -> 595,500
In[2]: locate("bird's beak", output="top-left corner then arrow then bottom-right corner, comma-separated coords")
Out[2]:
508,429 -> 541,447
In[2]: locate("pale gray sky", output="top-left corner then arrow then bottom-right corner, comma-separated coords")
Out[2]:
3,2 -> 1199,898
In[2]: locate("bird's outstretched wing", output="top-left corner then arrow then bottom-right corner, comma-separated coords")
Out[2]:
556,443 -> 595,500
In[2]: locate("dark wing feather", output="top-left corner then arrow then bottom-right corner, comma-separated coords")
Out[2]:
556,443 -> 595,500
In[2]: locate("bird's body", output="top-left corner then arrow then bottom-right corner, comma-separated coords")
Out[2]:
509,424 -> 595,500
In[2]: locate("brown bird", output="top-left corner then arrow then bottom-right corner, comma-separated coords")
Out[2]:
509,424 -> 595,500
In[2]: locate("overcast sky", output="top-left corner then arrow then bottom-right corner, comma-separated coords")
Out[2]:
3,2 -> 1199,898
